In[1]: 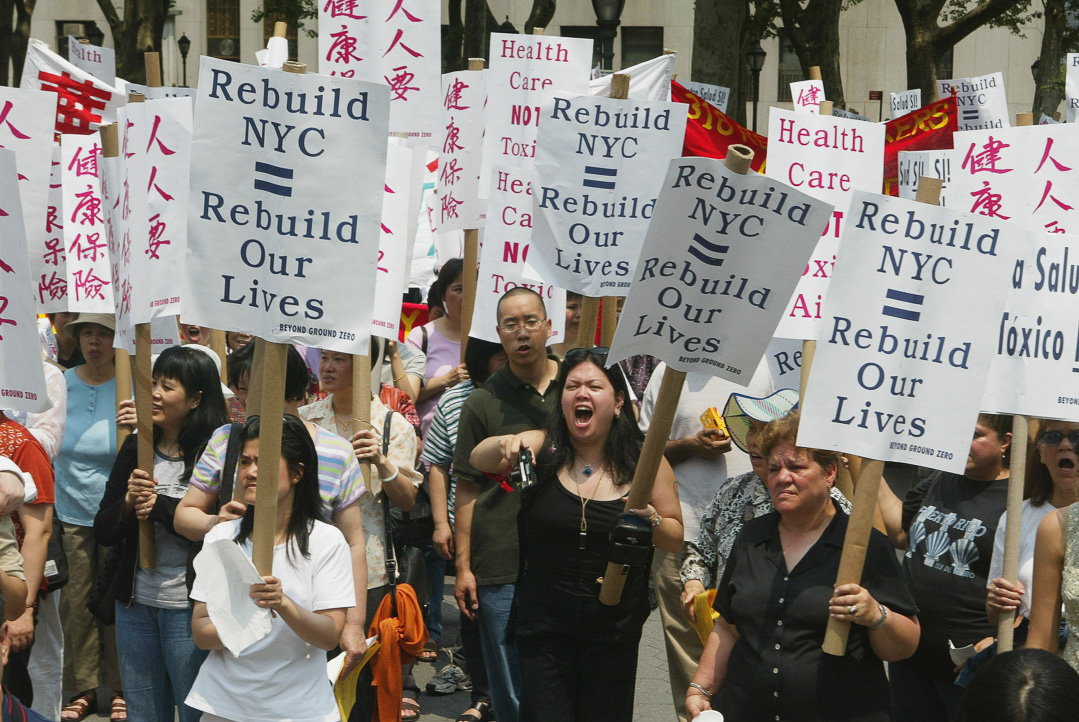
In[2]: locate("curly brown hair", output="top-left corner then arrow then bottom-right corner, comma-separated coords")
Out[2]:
757,409 -> 842,474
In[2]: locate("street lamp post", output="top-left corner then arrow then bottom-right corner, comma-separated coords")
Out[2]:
747,42 -> 767,133
178,33 -> 191,87
591,0 -> 626,72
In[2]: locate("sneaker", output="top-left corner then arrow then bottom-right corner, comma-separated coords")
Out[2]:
426,663 -> 470,695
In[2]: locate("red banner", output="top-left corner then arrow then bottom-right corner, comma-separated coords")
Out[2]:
671,80 -> 768,172
882,95 -> 957,196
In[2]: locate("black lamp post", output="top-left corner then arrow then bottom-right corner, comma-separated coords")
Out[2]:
86,22 -> 105,47
591,0 -> 626,72
178,33 -> 191,87
747,42 -> 767,133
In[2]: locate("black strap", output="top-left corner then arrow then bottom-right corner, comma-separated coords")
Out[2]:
217,422 -> 244,511
379,410 -> 400,615
420,325 -> 429,356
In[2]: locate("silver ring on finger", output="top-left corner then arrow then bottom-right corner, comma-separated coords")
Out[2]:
848,604 -> 857,615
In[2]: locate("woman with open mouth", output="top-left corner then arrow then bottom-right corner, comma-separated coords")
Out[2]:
470,346 -> 682,721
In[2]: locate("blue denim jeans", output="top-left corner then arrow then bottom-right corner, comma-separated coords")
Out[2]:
476,583 -> 521,722
423,543 -> 446,643
115,602 -> 208,722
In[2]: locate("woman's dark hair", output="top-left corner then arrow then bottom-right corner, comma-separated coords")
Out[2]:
226,339 -> 254,389
436,258 -> 464,301
426,281 -> 441,312
152,346 -> 230,479
464,338 -> 505,386
224,343 -> 312,403
235,414 -> 323,561
757,409 -> 842,476
979,412 -> 1014,468
537,350 -> 641,487
954,648 -> 1079,722
1027,418 -> 1072,506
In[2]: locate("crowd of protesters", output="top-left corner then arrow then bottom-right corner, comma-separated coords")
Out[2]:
0,274 -> 1075,722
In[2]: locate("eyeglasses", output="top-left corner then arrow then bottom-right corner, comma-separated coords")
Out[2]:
1040,429 -> 1079,447
564,346 -> 610,366
498,317 -> 546,333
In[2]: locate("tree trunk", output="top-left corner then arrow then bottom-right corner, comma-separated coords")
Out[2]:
444,0 -> 465,72
779,0 -> 847,108
463,0 -> 487,61
1032,0 -> 1065,117
691,0 -> 747,124
11,0 -> 32,85
100,0 -> 168,84
0,0 -> 13,86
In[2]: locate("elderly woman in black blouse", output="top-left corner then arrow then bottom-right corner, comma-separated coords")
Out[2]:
686,411 -> 920,722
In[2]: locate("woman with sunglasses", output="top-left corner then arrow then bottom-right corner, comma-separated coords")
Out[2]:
1024,421 -> 1079,671
471,347 -> 683,722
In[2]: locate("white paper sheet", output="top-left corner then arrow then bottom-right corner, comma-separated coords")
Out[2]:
193,539 -> 272,657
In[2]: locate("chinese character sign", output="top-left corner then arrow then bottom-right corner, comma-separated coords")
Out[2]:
948,125 -> 1079,236
318,0 -> 440,142
607,157 -> 832,380
372,140 -> 413,338
791,79 -> 826,115
184,57 -> 391,354
67,36 -> 116,86
480,33 -> 594,196
0,149 -> 50,412
37,145 -> 67,312
765,107 -> 886,340
110,103 -> 153,345
530,93 -> 688,296
21,39 -> 124,135
798,193 -> 1013,472
936,72 -> 1009,131
62,134 -> 113,314
438,69 -> 486,233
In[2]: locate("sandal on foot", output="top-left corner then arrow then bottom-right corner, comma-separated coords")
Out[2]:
457,700 -> 494,722
60,692 -> 96,722
402,698 -> 421,721
420,639 -> 438,662
110,695 -> 127,722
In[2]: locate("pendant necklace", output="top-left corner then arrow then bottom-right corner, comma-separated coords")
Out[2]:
578,462 -> 601,550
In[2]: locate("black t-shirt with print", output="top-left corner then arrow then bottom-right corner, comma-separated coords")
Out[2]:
899,471 -> 1008,681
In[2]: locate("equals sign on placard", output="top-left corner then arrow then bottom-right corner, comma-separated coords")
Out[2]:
961,108 -> 980,122
881,289 -> 924,321
253,161 -> 294,197
687,233 -> 729,267
582,165 -> 617,190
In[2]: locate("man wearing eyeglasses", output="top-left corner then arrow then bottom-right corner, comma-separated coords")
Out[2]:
452,287 -> 560,722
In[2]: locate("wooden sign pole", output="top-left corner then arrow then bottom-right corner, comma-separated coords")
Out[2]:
598,145 -> 755,606
1016,112 -> 1034,127
821,176 -> 942,656
600,297 -> 618,347
144,52 -> 162,88
997,414 -> 1029,651
352,346 -> 373,492
459,57 -> 485,362
209,331 -> 229,384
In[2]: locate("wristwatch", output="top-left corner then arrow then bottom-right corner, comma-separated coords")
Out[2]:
868,603 -> 888,630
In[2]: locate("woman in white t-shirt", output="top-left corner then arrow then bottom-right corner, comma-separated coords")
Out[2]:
187,415 -> 355,722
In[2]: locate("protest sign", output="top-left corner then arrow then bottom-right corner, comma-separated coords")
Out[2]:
671,80 -> 767,172
0,149 -> 49,412
469,164 -> 566,345
150,315 -> 183,353
439,69 -> 486,233
1067,54 -> 1079,123
68,36 -> 116,86
119,81 -> 195,100
36,147 -> 67,312
948,125 -> 1078,235
22,39 -> 124,135
607,155 -> 832,379
898,149 -> 956,206
766,107 -> 886,339
62,134 -> 113,313
318,0 -> 439,142
832,107 -> 871,122
588,54 -> 674,101
1039,113 -> 1059,125
890,89 -> 922,118
479,32 -> 593,195
766,336 -> 805,389
184,57 -> 390,355
937,72 -> 1009,131
882,95 -> 957,196
530,92 -> 687,296
798,192 -> 1013,472
113,102 -> 154,348
681,80 -> 729,113
791,79 -> 825,114
981,230 -> 1079,420
372,140 -> 412,339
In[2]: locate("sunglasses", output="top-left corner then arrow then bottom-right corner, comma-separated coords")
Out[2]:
564,346 -> 610,367
1040,429 -> 1079,447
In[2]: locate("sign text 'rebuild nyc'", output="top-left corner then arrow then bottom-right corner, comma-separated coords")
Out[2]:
184,58 -> 389,354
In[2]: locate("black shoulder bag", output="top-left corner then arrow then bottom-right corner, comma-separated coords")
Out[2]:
185,422 -> 244,593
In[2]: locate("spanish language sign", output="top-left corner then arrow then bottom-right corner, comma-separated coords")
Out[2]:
184,58 -> 390,355
798,192 -> 1012,472
681,80 -> 729,113
898,149 -> 955,207
530,92 -> 687,295
937,72 -> 1009,131
607,157 -> 832,380
890,89 -> 922,118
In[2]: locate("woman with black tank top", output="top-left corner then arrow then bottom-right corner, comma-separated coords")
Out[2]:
470,347 -> 683,721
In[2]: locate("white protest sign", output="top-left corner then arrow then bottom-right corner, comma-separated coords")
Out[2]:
120,81 -> 196,101
766,336 -> 805,389
150,315 -> 183,353
318,0 -> 440,143
948,125 -> 1078,235
184,57 -> 390,354
897,149 -> 956,207
21,39 -> 125,135
470,164 -> 566,345
62,135 -> 113,313
255,36 -> 288,69
439,69 -> 486,232
530,93 -> 687,296
1039,113 -> 1060,125
791,79 -> 825,114
937,72 -> 1009,131
0,149 -> 49,412
766,107 -> 886,339
1067,54 -> 1079,123
36,146 -> 67,312
982,230 -> 1079,420
372,140 -> 412,339
142,97 -> 191,317
67,37 -> 116,86
608,157 -> 832,379
890,89 -> 922,118
588,54 -> 675,101
480,33 -> 594,196
681,80 -> 729,113
798,193 -> 1012,472
832,107 -> 871,122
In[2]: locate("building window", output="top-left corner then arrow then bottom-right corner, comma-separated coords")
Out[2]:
776,32 -> 805,102
621,27 -> 662,68
206,0 -> 240,61
937,48 -> 954,82
55,21 -> 100,59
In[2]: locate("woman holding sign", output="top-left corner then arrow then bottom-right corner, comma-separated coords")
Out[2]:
686,411 -> 919,722
471,347 -> 682,721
